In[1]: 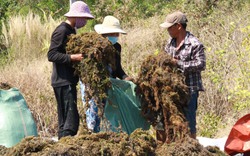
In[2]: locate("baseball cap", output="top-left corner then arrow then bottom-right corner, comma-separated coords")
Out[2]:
160,11 -> 188,28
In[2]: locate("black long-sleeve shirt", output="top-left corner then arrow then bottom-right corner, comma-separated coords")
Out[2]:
111,43 -> 128,80
47,22 -> 79,87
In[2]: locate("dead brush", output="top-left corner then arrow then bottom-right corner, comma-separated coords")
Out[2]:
66,32 -> 117,117
135,52 -> 190,142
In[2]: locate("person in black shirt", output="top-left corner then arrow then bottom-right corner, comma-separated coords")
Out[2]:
94,15 -> 133,81
47,1 -> 94,139
81,15 -> 133,133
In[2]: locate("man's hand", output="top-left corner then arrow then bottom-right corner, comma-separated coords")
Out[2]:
70,54 -> 83,62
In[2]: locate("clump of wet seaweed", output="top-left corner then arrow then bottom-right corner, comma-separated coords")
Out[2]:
66,32 -> 117,116
4,136 -> 55,156
0,82 -> 12,90
156,136 -> 228,156
3,129 -> 156,156
1,131 -> 228,156
135,52 -> 190,143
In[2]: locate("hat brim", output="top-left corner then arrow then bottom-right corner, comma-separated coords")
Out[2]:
94,24 -> 127,34
160,22 -> 174,28
64,12 -> 94,19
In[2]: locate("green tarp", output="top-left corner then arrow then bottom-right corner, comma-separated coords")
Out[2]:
104,78 -> 150,134
0,88 -> 38,147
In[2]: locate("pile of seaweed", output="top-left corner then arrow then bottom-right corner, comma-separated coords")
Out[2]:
135,52 -> 190,143
1,129 -> 157,156
0,131 -> 228,156
66,32 -> 117,116
156,136 -> 227,156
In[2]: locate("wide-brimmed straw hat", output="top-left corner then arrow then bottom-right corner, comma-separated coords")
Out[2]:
160,11 -> 188,28
64,1 -> 94,19
94,16 -> 126,34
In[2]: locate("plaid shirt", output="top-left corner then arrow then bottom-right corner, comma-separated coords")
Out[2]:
164,31 -> 206,91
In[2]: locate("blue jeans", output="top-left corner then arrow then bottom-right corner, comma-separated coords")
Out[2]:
79,81 -> 100,133
184,90 -> 199,134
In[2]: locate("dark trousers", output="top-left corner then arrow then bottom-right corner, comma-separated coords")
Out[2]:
184,90 -> 199,134
53,85 -> 79,139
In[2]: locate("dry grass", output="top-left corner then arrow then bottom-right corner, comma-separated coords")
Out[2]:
0,13 -> 60,137
0,59 -> 57,137
2,13 -> 59,60
120,15 -> 168,77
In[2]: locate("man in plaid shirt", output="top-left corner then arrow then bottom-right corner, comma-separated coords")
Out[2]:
160,11 -> 206,139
